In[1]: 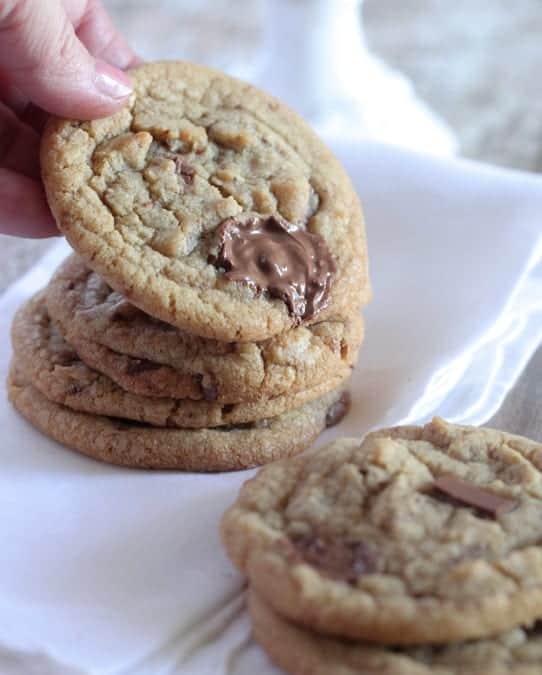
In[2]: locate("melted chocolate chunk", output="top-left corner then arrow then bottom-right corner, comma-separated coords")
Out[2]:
124,358 -> 163,376
212,216 -> 335,323
325,391 -> 351,428
174,157 -> 196,184
293,535 -> 378,584
195,374 -> 219,402
55,349 -> 79,367
431,475 -> 519,519
202,382 -> 218,402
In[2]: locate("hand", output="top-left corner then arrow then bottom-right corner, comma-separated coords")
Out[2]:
0,0 -> 140,238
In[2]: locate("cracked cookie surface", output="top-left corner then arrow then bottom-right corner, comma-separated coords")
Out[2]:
222,421 -> 542,644
41,61 -> 370,341
249,590 -> 542,675
8,366 -> 349,472
46,255 -> 363,403
12,293 -> 348,428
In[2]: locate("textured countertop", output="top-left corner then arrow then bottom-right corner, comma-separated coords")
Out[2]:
1,0 -> 540,436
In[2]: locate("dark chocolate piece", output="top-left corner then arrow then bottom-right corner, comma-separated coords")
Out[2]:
325,391 -> 351,428
432,474 -> 519,518
213,215 -> 335,323
201,382 -> 218,402
174,157 -> 196,184
292,536 -> 378,584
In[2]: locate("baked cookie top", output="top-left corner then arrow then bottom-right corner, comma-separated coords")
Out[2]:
222,420 -> 542,644
46,255 -> 363,403
249,590 -> 542,675
41,61 -> 369,341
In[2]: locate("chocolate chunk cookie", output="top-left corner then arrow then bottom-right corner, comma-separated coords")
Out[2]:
12,293 -> 348,428
8,366 -> 350,471
249,590 -> 542,675
46,255 -> 363,403
41,61 -> 370,342
222,421 -> 542,644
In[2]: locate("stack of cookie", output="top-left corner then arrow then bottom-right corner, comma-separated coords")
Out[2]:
8,61 -> 370,471
222,418 -> 542,672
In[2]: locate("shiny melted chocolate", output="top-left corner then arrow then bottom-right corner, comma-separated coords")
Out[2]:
213,216 -> 336,323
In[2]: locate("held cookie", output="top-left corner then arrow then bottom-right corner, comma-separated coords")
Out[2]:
41,61 -> 369,342
222,421 -> 542,644
47,255 -> 363,403
11,293 -> 348,428
8,368 -> 351,472
249,590 -> 542,675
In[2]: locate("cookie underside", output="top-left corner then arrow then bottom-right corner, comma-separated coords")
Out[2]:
248,590 -> 542,675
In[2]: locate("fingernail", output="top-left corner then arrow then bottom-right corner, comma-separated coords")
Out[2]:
94,60 -> 133,100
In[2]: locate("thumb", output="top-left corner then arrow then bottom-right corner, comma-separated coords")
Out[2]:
0,0 -> 133,120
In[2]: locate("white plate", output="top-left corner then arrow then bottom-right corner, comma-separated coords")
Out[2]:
0,141 -> 541,674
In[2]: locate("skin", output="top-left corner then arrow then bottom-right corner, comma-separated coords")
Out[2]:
0,0 -> 140,237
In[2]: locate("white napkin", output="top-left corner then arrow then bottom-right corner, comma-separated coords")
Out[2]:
0,141 -> 541,674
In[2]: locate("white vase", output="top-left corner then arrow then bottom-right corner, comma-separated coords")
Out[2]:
256,0 -> 457,155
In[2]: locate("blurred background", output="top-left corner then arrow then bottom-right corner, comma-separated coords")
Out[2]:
2,0 -> 541,291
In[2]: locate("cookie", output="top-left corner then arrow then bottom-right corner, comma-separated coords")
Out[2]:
222,421 -> 542,644
8,366 -> 350,471
12,293 -> 348,428
249,590 -> 542,675
50,326 -> 205,400
41,61 -> 370,342
47,255 -> 363,404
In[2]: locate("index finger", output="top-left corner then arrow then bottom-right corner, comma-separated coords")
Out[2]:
74,0 -> 142,70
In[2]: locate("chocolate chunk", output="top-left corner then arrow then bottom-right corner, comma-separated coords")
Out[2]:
55,349 -> 79,366
325,391 -> 351,428
196,374 -> 218,402
529,621 -> 542,636
293,536 -> 378,584
213,216 -> 336,323
432,475 -> 519,519
174,157 -> 196,184
202,382 -> 218,402
124,358 -> 163,376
